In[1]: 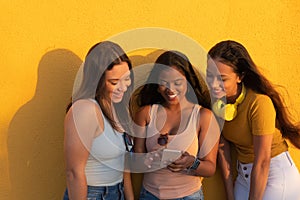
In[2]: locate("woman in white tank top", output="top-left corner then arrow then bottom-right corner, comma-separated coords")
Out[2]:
63,41 -> 134,200
133,51 -> 220,199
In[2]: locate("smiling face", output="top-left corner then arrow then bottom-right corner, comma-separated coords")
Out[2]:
206,59 -> 242,100
157,66 -> 188,105
104,61 -> 131,103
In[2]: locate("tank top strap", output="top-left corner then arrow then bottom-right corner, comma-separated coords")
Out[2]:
87,98 -> 98,104
191,104 -> 201,129
148,104 -> 159,128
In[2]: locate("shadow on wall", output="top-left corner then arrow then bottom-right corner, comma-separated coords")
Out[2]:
6,48 -> 162,200
7,49 -> 82,200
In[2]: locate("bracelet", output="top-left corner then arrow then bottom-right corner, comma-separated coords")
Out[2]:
189,157 -> 200,170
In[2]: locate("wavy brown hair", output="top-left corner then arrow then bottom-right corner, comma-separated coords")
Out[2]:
208,40 -> 300,148
67,41 -> 133,133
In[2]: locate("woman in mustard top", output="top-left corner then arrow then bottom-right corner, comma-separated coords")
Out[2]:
206,40 -> 300,200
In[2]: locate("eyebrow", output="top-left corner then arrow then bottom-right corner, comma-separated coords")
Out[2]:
108,74 -> 131,80
108,79 -> 119,82
207,72 -> 229,78
220,74 -> 230,78
160,78 -> 184,81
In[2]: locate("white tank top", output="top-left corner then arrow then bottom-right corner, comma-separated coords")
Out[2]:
85,99 -> 125,186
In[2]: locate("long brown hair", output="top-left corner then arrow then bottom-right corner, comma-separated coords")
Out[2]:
67,41 -> 133,133
208,40 -> 300,148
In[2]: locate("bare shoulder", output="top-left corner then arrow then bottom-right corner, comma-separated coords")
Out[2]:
199,107 -> 213,118
72,98 -> 99,110
65,99 -> 103,128
197,107 -> 216,126
134,105 -> 151,125
67,99 -> 101,115
135,105 -> 151,117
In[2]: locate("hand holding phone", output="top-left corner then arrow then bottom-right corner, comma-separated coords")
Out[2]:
160,149 -> 182,168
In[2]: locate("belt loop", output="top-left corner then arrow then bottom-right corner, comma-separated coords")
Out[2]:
104,186 -> 108,196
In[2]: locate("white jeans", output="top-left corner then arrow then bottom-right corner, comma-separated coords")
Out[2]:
234,151 -> 300,200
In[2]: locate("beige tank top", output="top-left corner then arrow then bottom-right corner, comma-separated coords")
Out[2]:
143,104 -> 202,199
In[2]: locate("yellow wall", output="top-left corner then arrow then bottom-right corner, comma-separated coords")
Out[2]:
1,0 -> 300,199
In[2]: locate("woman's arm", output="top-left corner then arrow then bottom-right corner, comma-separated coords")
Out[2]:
218,135 -> 234,200
123,172 -> 134,200
249,95 -> 275,199
64,100 -> 101,200
249,134 -> 272,200
133,106 -> 150,153
189,108 -> 220,176
168,108 -> 220,177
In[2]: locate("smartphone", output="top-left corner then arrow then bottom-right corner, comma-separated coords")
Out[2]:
160,149 -> 182,168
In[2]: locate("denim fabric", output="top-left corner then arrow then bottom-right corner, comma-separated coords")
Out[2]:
139,186 -> 204,200
63,182 -> 124,200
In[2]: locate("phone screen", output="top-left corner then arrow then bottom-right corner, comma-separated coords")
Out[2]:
160,149 -> 182,168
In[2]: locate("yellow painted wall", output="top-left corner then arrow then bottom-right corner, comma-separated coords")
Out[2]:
1,0 -> 300,199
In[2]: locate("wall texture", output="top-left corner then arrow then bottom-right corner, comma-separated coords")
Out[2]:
1,1 -> 300,199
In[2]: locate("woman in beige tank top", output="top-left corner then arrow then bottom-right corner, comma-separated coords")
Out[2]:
133,50 -> 220,199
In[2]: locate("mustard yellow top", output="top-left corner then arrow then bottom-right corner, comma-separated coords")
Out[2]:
222,89 -> 288,163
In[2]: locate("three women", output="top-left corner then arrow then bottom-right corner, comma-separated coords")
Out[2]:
63,39 -> 300,200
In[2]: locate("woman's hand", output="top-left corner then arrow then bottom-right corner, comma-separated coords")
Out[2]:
143,151 -> 162,169
167,151 -> 195,172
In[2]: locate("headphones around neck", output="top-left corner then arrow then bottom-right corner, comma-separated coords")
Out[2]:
212,83 -> 246,121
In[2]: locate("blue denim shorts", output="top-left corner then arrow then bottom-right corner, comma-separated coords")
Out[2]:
63,182 -> 124,200
139,186 -> 204,200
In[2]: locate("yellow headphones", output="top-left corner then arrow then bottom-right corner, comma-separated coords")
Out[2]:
212,83 -> 246,121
